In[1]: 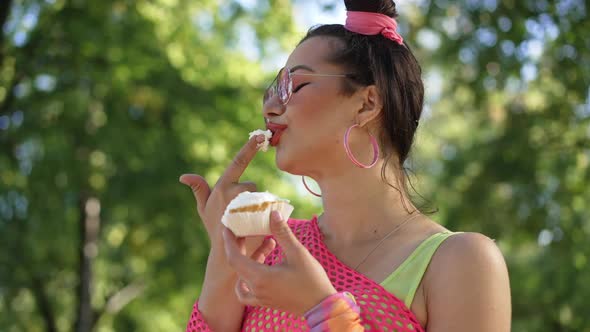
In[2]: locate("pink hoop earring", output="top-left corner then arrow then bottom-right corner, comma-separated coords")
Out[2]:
302,176 -> 321,197
344,124 -> 380,169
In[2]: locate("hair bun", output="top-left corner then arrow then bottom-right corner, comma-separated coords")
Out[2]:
344,0 -> 398,18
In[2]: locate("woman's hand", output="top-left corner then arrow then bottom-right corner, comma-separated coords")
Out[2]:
179,134 -> 267,253
223,210 -> 337,317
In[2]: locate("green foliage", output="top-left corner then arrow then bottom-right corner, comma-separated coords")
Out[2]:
403,1 -> 589,331
0,0 -> 309,331
1,0 -> 589,331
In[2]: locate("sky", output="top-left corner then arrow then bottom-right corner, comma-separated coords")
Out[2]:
293,1 -> 346,27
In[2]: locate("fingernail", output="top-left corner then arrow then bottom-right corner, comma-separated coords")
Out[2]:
179,175 -> 188,185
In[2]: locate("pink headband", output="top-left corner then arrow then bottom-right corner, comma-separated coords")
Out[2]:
344,11 -> 404,45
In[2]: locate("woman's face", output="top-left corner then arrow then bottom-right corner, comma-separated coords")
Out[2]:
263,36 -> 364,176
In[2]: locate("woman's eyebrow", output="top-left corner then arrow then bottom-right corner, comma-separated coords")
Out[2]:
290,65 -> 315,73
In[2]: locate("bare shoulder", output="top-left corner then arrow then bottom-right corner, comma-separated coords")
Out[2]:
423,232 -> 511,332
431,232 -> 507,272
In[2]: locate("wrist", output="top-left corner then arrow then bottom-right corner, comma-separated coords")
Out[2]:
200,249 -> 237,296
197,289 -> 245,332
205,245 -> 232,272
198,270 -> 240,312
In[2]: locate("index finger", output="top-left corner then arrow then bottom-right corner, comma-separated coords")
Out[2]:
219,135 -> 265,186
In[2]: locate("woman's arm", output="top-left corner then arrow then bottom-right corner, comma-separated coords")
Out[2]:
196,236 -> 275,331
424,232 -> 511,332
181,135 -> 270,331
192,249 -> 245,332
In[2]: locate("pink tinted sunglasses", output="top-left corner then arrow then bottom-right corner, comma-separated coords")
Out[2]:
263,66 -> 355,105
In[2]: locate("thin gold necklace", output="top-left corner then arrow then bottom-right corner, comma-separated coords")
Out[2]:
353,212 -> 421,271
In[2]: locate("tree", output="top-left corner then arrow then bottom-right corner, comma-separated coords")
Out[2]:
404,1 -> 589,330
0,0 -> 309,331
3,0 -> 589,331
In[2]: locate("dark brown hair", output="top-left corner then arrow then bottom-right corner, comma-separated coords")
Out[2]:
300,0 -> 429,212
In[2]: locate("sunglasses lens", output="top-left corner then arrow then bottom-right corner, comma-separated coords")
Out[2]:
263,86 -> 273,104
277,68 -> 292,104
263,67 -> 291,105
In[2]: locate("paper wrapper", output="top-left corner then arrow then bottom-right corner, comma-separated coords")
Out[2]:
221,200 -> 294,237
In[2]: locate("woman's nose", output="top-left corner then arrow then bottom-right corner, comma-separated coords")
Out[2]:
262,97 -> 286,120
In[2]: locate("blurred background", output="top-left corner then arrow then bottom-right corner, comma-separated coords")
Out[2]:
0,0 -> 588,331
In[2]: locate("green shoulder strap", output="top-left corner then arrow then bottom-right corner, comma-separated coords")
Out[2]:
380,231 -> 459,308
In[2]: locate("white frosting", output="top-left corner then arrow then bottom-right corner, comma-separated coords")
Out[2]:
226,191 -> 288,210
248,129 -> 273,152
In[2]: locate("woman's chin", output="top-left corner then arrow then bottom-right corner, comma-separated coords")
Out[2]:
274,149 -> 298,173
274,144 -> 327,175
274,154 -> 291,172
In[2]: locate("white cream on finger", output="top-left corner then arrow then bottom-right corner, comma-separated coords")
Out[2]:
248,129 -> 273,152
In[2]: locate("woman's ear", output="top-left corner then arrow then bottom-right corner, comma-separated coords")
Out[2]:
356,85 -> 383,127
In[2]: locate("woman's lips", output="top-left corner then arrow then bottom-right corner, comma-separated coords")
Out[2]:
266,123 -> 288,146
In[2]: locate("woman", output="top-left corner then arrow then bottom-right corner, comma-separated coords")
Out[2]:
180,0 -> 511,331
